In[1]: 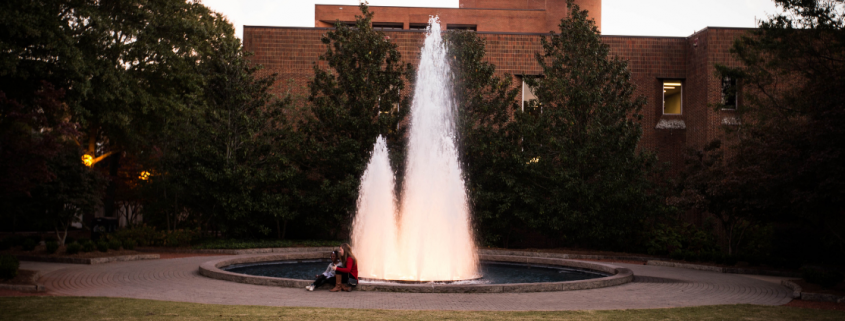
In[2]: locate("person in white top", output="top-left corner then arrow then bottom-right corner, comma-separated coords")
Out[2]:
306,250 -> 343,291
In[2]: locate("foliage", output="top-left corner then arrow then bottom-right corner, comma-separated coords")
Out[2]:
65,243 -> 80,255
192,239 -> 341,250
691,0 -> 845,260
80,240 -> 94,253
21,239 -> 35,251
112,226 -> 201,247
122,239 -> 136,251
802,267 -> 844,288
444,30 -> 522,247
96,241 -> 108,252
45,241 -> 59,254
476,1 -> 665,249
299,4 -> 412,236
108,240 -> 121,251
0,254 -> 18,279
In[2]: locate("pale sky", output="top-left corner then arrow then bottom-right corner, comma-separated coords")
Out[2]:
201,0 -> 784,39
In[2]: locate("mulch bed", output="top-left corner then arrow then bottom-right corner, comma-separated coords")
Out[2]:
793,279 -> 845,297
157,253 -> 228,259
2,245 -> 143,259
0,288 -> 52,297
785,299 -> 845,311
0,270 -> 38,285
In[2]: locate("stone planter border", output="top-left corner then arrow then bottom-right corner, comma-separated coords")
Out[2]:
15,253 -> 159,265
646,260 -> 802,278
198,249 -> 633,293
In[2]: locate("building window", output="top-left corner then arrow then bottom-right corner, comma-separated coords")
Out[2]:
521,76 -> 540,115
663,80 -> 683,115
447,24 -> 477,31
721,76 -> 737,109
409,23 -> 428,30
373,22 -> 403,30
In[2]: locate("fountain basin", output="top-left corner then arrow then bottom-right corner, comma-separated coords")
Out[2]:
198,249 -> 634,293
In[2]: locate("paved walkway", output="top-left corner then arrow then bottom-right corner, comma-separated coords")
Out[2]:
21,256 -> 793,311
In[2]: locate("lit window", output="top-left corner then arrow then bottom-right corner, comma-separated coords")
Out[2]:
663,79 -> 683,115
721,76 -> 737,109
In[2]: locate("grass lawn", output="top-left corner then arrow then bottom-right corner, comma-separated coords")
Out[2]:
1,297 -> 843,320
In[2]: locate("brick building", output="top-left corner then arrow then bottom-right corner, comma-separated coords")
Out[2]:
243,0 -> 747,171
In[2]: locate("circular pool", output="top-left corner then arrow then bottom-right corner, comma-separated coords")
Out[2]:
223,259 -> 609,284
198,249 -> 634,293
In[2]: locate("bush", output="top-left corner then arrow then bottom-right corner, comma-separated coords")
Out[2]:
65,243 -> 81,255
0,254 -> 19,280
122,240 -> 136,251
4,236 -> 25,247
108,240 -> 121,251
96,241 -> 108,252
112,226 -> 201,247
81,241 -> 94,253
724,255 -> 739,266
0,239 -> 9,251
45,241 -> 59,254
21,238 -> 36,251
65,237 -> 76,245
802,268 -> 844,288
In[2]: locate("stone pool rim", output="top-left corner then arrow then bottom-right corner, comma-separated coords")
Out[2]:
199,248 -> 633,293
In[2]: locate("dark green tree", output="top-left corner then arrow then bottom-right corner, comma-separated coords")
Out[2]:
300,4 -> 411,236
503,1 -> 664,249
708,0 -> 845,258
445,31 -> 522,247
142,15 -> 299,238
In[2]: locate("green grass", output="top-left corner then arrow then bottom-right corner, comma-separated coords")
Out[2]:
192,239 -> 341,250
1,297 -> 842,320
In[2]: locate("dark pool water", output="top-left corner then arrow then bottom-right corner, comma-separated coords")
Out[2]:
223,260 -> 608,284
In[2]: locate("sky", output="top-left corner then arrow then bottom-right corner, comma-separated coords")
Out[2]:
201,0 -> 784,39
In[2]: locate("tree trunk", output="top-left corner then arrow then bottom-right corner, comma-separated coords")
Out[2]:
103,152 -> 122,218
276,218 -> 281,239
282,219 -> 288,240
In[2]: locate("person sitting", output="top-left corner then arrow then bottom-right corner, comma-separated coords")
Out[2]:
330,243 -> 358,292
306,250 -> 342,291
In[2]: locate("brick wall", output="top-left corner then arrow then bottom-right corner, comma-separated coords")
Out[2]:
243,26 -> 750,172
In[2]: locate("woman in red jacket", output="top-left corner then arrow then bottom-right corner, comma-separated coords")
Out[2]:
331,243 -> 358,292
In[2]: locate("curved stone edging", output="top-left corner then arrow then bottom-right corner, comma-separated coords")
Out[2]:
198,249 -> 633,293
15,253 -> 159,265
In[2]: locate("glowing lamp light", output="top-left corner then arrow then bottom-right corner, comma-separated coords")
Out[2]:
82,154 -> 94,167
139,171 -> 151,181
664,82 -> 682,86
526,157 -> 540,164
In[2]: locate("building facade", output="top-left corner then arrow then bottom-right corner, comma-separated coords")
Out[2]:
243,0 -> 746,172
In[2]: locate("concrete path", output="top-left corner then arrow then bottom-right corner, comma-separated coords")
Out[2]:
21,256 -> 793,311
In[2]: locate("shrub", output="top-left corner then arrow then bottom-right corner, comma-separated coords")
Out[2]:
724,255 -> 739,266
122,240 -> 136,251
65,237 -> 76,245
0,239 -> 9,251
22,239 -> 36,251
0,254 -> 19,279
669,250 -> 684,261
802,268 -> 844,288
108,240 -> 121,251
4,236 -> 25,247
96,241 -> 108,252
81,241 -> 94,253
112,226 -> 201,247
65,243 -> 81,255
45,241 -> 59,254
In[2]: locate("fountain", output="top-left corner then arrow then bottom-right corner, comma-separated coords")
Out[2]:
352,17 -> 480,282
203,17 -> 633,293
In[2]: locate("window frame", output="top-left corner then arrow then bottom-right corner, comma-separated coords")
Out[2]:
721,75 -> 738,110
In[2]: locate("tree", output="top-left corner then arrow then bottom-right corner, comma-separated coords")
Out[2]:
299,4 -> 411,236
445,31 -> 522,247
0,0 -> 226,219
710,0 -> 845,258
499,0 -> 664,249
141,14 -> 299,238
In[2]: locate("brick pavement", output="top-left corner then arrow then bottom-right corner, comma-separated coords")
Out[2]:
20,256 -> 793,311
